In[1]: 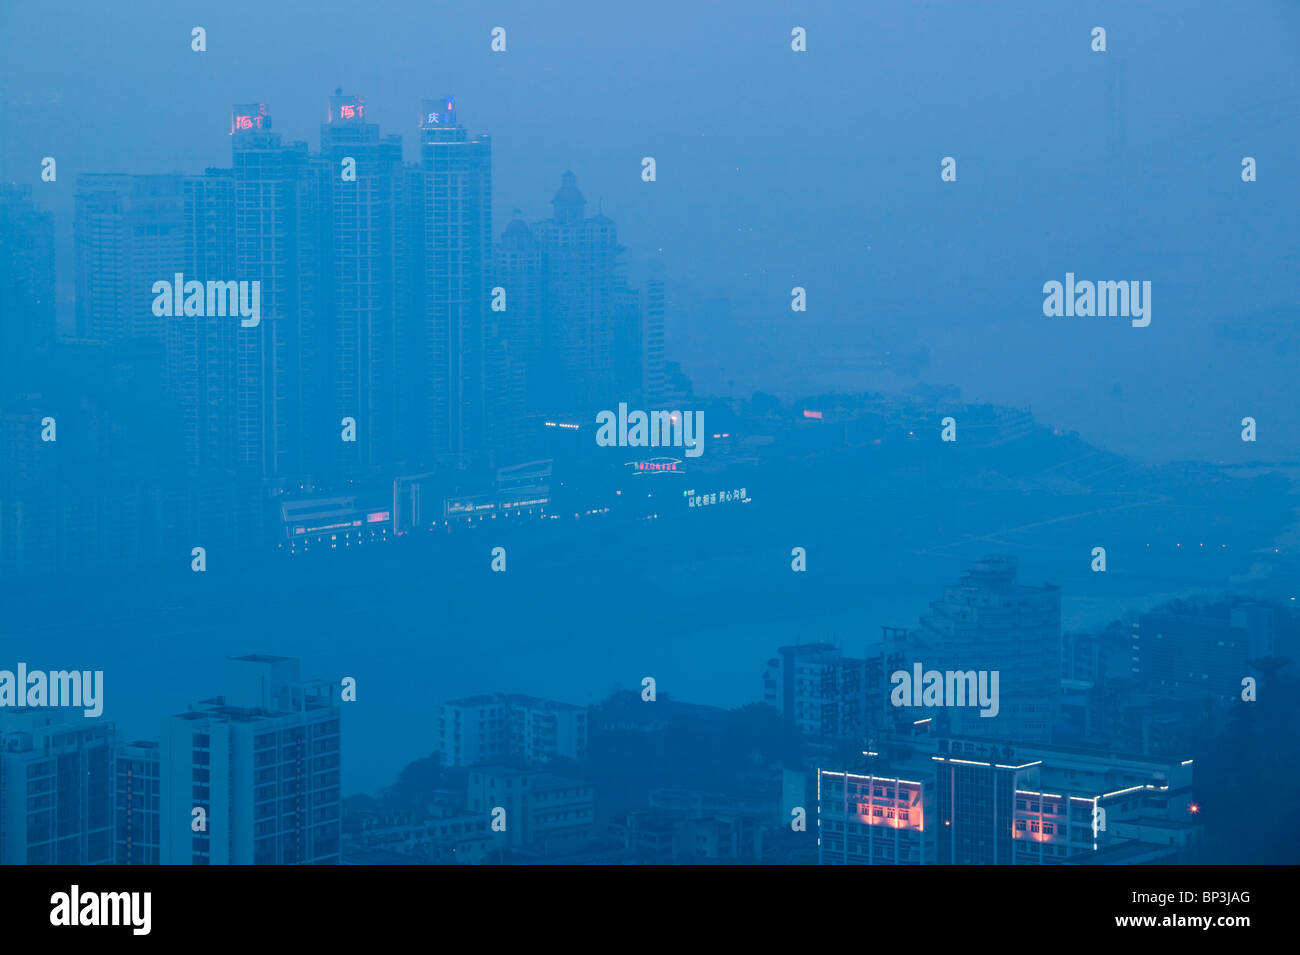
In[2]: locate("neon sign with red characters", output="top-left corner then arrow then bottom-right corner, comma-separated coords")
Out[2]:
625,457 -> 683,474
231,104 -> 269,135
329,95 -> 366,123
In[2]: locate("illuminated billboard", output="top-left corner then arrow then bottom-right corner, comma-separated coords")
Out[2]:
625,457 -> 684,474
231,103 -> 269,134
444,495 -> 496,518
328,92 -> 366,124
683,485 -> 749,508
500,496 -> 548,511
420,96 -> 456,128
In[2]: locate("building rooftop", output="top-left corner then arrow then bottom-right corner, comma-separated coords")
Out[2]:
933,732 -> 1191,767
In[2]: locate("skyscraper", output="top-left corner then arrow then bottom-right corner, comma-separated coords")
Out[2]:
230,104 -> 326,478
614,285 -> 643,405
0,214 -> 57,573
406,96 -> 492,466
0,184 -> 55,396
74,173 -> 185,347
530,170 -> 627,415
641,279 -> 666,408
160,655 -> 341,865
319,91 -> 404,473
170,168 -> 237,473
494,213 -> 542,379
493,210 -> 543,456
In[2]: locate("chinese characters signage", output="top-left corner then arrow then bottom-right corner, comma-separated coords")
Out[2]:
684,487 -> 748,508
421,97 -> 456,128
329,94 -> 366,124
231,103 -> 269,134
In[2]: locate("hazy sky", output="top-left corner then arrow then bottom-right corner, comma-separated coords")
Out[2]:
2,0 -> 1298,463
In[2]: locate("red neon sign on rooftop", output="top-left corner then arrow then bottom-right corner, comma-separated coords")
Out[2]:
329,93 -> 366,123
231,104 -> 269,135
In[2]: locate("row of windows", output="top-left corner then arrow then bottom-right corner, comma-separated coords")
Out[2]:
1016,799 -> 1063,814
856,804 -> 911,821
1014,820 -> 1057,835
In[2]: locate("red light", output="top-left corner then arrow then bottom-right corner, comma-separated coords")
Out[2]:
803,410 -> 823,419
1188,804 -> 1200,815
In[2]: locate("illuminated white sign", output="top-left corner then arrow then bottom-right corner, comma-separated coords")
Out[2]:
684,486 -> 748,508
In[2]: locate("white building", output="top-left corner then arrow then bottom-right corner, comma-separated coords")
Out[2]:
160,655 -> 341,864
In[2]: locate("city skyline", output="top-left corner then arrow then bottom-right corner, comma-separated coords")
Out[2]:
43,93 -> 662,484
1,0 -> 1297,890
7,571 -> 1293,865
4,1 -> 1298,465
